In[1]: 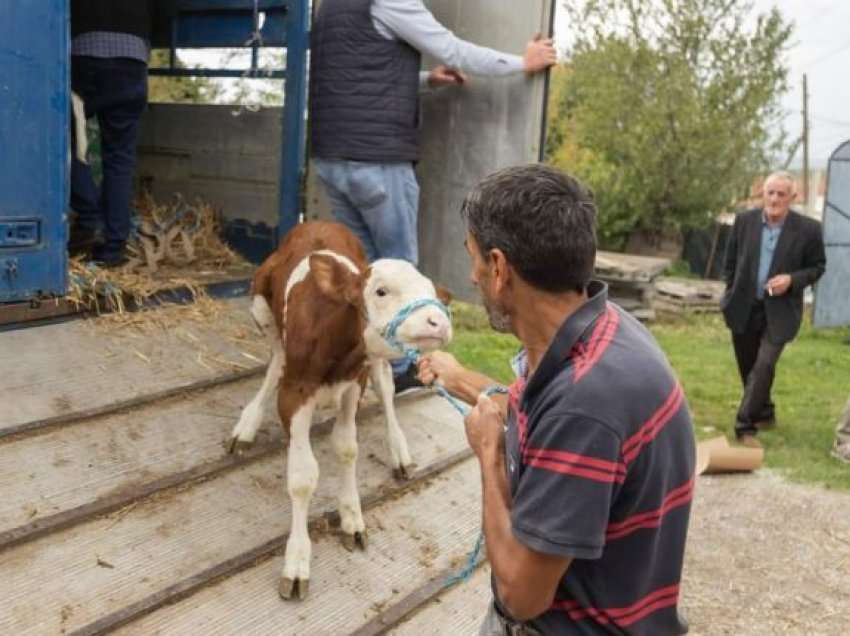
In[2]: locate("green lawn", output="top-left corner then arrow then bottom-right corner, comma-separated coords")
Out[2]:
446,303 -> 850,491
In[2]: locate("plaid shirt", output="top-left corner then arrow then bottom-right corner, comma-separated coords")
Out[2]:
71,31 -> 149,64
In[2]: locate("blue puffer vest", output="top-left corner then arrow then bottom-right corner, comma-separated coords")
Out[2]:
309,0 -> 422,162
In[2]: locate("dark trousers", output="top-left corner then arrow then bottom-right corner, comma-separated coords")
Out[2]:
732,302 -> 785,437
70,56 -> 148,255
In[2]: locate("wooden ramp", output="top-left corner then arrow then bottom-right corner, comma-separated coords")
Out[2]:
0,301 -> 490,635
0,297 -> 264,438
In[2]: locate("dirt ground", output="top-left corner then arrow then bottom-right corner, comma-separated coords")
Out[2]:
682,470 -> 850,635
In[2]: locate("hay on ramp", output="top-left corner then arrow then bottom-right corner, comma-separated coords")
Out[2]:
67,195 -> 251,318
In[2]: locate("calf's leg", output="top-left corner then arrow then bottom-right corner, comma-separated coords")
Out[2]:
371,358 -> 414,480
229,295 -> 282,453
332,381 -> 367,551
279,392 -> 318,601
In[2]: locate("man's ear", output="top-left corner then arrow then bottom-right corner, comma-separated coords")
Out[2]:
436,284 -> 453,306
489,248 -> 511,293
310,253 -> 362,305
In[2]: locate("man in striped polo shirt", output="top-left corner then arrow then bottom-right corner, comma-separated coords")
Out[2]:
418,164 -> 695,635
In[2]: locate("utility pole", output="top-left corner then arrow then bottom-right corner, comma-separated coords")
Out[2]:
802,74 -> 810,211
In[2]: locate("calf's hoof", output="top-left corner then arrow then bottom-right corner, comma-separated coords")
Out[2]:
227,437 -> 253,455
279,576 -> 309,601
341,530 -> 368,552
392,463 -> 417,481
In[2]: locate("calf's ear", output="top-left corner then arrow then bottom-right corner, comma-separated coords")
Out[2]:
310,253 -> 363,306
436,284 -> 453,306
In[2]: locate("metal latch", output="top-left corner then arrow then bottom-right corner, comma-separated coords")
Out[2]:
0,221 -> 40,248
3,258 -> 18,282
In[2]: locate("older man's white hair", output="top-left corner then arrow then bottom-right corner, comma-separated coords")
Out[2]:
764,170 -> 797,193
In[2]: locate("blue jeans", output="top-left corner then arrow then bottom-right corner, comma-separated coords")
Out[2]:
71,56 -> 148,256
314,159 -> 420,265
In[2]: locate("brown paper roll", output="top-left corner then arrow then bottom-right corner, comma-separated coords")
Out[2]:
696,436 -> 764,475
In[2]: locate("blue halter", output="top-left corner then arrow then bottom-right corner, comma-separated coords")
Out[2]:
381,297 -> 507,415
381,297 -> 452,365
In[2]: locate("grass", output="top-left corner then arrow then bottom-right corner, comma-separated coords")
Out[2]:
447,302 -> 850,491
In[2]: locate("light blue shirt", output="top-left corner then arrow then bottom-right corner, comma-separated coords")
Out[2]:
756,214 -> 785,300
370,0 -> 526,89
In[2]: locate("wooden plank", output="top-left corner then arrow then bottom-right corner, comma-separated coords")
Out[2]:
0,296 -> 265,438
0,298 -> 81,329
112,459 -> 482,636
0,394 -> 467,636
595,250 -> 671,282
0,377 -> 277,548
389,566 -> 493,636
0,389 -> 456,551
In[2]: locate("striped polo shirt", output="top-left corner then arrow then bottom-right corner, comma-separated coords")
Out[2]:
500,281 -> 695,635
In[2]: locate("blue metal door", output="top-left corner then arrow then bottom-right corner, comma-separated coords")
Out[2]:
0,1 -> 69,302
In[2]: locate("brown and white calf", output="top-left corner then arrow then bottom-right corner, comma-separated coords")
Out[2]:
228,221 -> 452,600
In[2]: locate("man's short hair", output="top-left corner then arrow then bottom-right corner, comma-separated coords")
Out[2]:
765,170 -> 797,192
461,164 -> 597,293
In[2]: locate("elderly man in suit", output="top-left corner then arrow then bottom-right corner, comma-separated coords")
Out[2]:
721,171 -> 826,447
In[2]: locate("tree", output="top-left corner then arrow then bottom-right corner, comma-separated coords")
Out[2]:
548,0 -> 793,249
148,50 -> 223,104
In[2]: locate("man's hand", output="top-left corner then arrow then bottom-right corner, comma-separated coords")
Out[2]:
428,65 -> 467,88
417,351 -> 465,391
465,394 -> 505,463
766,274 -> 792,297
523,34 -> 557,74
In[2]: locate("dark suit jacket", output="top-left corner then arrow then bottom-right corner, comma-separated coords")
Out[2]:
721,208 -> 826,343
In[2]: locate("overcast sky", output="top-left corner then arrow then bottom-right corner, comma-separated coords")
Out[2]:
554,0 -> 850,168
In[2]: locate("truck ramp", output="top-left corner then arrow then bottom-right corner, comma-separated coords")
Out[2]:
0,300 -> 488,635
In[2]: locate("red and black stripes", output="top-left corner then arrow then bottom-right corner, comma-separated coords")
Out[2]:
552,583 -> 681,628
606,477 -> 694,541
572,304 -> 620,383
523,447 -> 627,484
623,383 -> 685,465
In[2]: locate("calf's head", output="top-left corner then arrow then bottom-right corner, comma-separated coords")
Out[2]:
361,259 -> 453,360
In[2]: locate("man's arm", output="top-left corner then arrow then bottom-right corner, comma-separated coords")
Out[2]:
468,398 -> 571,621
767,218 -> 827,296
417,351 -> 508,412
789,220 -> 826,291
372,0 -> 555,77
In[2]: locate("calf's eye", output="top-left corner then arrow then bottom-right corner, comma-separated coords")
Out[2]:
376,287 -> 388,298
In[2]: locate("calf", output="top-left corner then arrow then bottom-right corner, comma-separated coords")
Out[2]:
228,221 -> 452,600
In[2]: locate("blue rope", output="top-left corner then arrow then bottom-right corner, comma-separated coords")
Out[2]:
444,530 -> 484,587
382,298 -> 509,587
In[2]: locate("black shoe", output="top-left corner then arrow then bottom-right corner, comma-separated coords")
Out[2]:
393,365 -> 425,395
92,244 -> 129,269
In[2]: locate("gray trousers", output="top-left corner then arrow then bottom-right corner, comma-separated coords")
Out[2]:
833,395 -> 850,462
479,603 -> 543,636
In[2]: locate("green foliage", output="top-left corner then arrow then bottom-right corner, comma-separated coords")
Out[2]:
548,0 -> 793,248
664,260 -> 698,278
148,50 -> 223,104
450,302 -> 850,490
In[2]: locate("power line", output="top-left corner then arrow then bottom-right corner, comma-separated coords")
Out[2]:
795,2 -> 845,31
811,114 -> 850,127
802,38 -> 850,68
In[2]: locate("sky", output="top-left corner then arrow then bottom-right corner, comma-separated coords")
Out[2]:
554,0 -> 850,169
